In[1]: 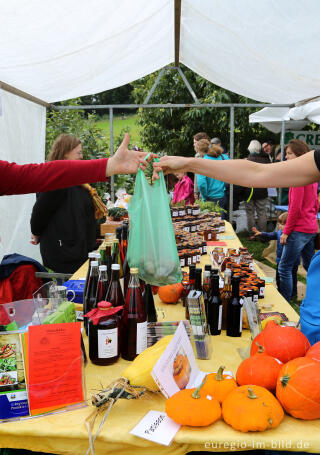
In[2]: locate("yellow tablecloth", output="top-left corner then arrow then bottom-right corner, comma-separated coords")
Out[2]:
1,222 -> 319,455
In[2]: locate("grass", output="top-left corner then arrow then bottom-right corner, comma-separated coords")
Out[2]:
95,113 -> 141,146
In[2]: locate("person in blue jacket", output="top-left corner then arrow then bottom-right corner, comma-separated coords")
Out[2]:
196,142 -> 229,218
251,211 -> 300,299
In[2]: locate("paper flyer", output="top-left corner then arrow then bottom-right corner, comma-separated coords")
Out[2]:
0,331 -> 29,420
151,321 -> 206,398
28,322 -> 84,416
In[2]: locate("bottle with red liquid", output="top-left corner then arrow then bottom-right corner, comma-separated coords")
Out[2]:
105,264 -> 125,307
121,223 -> 128,257
95,265 -> 109,307
83,251 -> 96,303
116,227 -> 125,264
121,268 -> 147,361
88,301 -> 122,365
143,284 -> 157,322
121,224 -> 130,297
83,260 -> 99,335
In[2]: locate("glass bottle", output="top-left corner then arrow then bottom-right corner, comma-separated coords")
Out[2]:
185,264 -> 196,319
194,268 -> 202,291
111,239 -> 123,278
116,226 -> 125,264
121,268 -> 147,361
207,274 -> 222,335
83,260 -> 99,335
143,283 -> 157,322
105,264 -> 125,307
226,276 -> 243,337
95,265 -> 109,307
88,302 -> 121,365
121,223 -> 128,257
121,224 -> 130,297
221,268 -> 232,330
105,242 -> 112,282
83,251 -> 96,303
202,265 -> 211,318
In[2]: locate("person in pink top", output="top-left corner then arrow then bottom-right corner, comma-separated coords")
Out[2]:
278,140 -> 319,302
172,172 -> 195,205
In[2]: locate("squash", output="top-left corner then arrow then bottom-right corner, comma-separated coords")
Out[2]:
165,376 -> 221,426
222,385 -> 284,432
236,343 -> 283,391
121,335 -> 173,391
276,357 -> 320,419
250,320 -> 310,363
201,366 -> 237,403
158,283 -> 183,304
305,341 -> 320,362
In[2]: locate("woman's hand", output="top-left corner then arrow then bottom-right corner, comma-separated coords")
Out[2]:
280,233 -> 288,244
30,234 -> 39,245
106,134 -> 154,177
153,155 -> 190,180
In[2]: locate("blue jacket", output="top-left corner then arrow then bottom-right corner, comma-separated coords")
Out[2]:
301,250 -> 320,344
197,154 -> 229,200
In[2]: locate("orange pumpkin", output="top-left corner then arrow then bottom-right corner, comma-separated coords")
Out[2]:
165,377 -> 221,426
201,366 -> 237,403
158,283 -> 183,304
250,320 -> 310,363
172,353 -> 191,389
237,343 -> 283,391
305,341 -> 320,362
276,357 -> 320,420
222,385 -> 284,432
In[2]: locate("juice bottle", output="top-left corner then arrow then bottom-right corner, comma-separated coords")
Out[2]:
83,260 -> 99,335
105,263 -> 125,307
95,265 -> 109,307
121,268 -> 147,361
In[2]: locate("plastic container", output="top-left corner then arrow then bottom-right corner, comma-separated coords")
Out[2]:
63,280 -> 86,303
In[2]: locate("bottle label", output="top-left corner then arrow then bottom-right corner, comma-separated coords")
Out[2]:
218,305 -> 222,330
98,328 -> 118,358
172,210 -> 178,217
136,321 -> 147,354
197,254 -> 201,263
259,286 -> 265,297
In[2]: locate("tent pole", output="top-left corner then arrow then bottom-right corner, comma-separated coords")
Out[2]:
278,120 -> 286,204
0,81 -> 54,109
229,106 -> 235,224
109,107 -> 114,202
174,0 -> 181,66
176,67 -> 199,104
144,68 -> 166,104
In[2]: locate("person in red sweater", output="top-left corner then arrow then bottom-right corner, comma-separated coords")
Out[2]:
0,134 -> 151,196
278,140 -> 319,301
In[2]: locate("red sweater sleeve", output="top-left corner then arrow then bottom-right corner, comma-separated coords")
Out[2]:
283,186 -> 304,236
0,159 -> 108,196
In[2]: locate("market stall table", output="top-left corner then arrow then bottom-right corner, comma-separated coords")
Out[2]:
0,222 -> 318,455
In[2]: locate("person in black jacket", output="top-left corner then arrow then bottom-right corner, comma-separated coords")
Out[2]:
244,140 -> 270,233
30,134 -> 101,274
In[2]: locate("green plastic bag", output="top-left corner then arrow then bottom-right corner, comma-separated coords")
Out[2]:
127,167 -> 182,286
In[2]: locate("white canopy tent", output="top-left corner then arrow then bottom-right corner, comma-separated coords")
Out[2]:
2,0 -> 320,261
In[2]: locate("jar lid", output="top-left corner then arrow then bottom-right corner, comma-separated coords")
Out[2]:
130,267 -> 139,273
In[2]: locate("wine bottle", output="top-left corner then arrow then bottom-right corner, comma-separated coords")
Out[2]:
185,264 -> 196,319
83,260 -> 99,335
226,276 -> 243,337
121,223 -> 128,257
105,264 -> 125,307
121,268 -> 147,361
202,265 -> 211,318
207,274 -> 222,335
143,284 -> 157,322
83,251 -> 96,303
111,239 -> 123,278
221,268 -> 232,330
116,226 -> 125,264
95,265 -> 109,307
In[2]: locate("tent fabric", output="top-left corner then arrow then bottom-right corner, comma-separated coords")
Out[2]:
1,0 -> 320,104
249,102 -> 320,133
0,90 -> 45,262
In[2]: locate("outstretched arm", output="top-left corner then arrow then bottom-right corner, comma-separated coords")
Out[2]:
153,151 -> 320,188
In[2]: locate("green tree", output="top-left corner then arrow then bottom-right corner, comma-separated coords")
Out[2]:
132,66 -> 277,158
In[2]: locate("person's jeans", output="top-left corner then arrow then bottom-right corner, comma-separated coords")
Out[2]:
207,195 -> 227,220
276,262 -> 299,297
278,231 -> 316,302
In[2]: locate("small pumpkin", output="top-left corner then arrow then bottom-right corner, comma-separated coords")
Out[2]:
236,343 -> 283,391
172,353 -> 191,389
165,377 -> 221,426
158,283 -> 183,304
250,320 -> 310,363
305,341 -> 320,362
276,357 -> 320,420
222,385 -> 284,432
201,366 -> 237,403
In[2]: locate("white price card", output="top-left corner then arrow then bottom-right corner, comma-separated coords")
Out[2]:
130,410 -> 180,446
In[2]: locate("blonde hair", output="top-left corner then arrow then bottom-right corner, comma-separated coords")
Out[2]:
194,139 -> 210,156
207,143 -> 223,158
278,211 -> 288,225
48,134 -> 81,161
